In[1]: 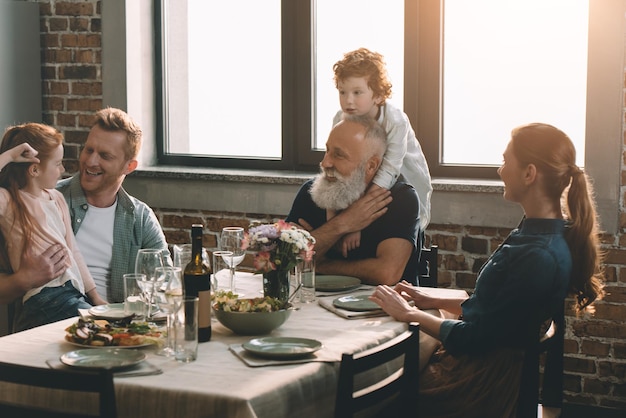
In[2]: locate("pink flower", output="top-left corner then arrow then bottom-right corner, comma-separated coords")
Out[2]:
254,251 -> 276,272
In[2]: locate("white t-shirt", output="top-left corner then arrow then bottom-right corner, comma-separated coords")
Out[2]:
75,200 -> 116,299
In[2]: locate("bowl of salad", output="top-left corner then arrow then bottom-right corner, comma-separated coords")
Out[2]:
212,291 -> 292,335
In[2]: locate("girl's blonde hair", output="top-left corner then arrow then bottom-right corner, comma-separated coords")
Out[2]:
333,48 -> 393,104
0,123 -> 64,251
510,123 -> 604,313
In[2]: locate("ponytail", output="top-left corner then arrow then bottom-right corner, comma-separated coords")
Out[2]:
564,168 -> 605,312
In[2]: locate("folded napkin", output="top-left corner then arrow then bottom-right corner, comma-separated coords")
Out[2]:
229,344 -> 341,367
46,357 -> 163,377
317,295 -> 388,319
316,285 -> 376,298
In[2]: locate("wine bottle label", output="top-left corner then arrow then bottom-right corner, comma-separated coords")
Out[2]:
198,289 -> 211,329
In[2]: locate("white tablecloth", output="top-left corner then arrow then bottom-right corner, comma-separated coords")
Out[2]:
0,273 -> 467,418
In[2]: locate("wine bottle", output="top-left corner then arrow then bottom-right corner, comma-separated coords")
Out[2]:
183,224 -> 212,342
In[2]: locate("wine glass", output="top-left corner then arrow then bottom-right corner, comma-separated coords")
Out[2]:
220,227 -> 245,293
135,249 -> 165,318
154,267 -> 183,356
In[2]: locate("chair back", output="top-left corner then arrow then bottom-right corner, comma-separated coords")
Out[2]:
516,304 -> 565,417
334,323 -> 420,418
0,362 -> 117,418
418,245 -> 438,288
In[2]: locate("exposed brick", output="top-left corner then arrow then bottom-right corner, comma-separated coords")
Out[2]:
564,356 -> 596,374
564,338 -> 579,354
78,113 -> 97,128
164,230 -> 189,245
466,226 -> 500,237
461,236 -> 488,254
430,234 -> 458,251
614,342 -> 626,359
583,378 -> 613,395
39,1 -> 52,16
581,340 -> 611,357
41,33 -> 59,48
455,272 -> 477,289
443,254 -> 468,271
77,34 -> 100,47
598,361 -> 626,380
72,81 -> 102,96
60,33 -> 79,47
57,113 -> 77,127
63,143 -> 81,159
613,382 -> 626,397
63,130 -> 88,145
44,49 -> 72,63
162,215 -> 205,229
44,96 -> 65,111
62,160 -> 78,174
437,270 -> 452,287
490,237 -> 504,252
572,320 -> 626,339
48,17 -> 68,31
47,81 -> 70,95
604,248 -> 626,265
42,65 -> 57,80
69,17 -> 90,32
55,2 -> 95,16
91,18 -> 101,32
563,373 -> 582,393
471,257 -> 488,273
60,65 -> 98,80
429,224 -> 462,234
601,397 -> 626,410
66,98 -> 101,112
602,286 -> 626,303
603,265 -> 616,283
592,302 -> 626,320
74,49 -> 95,64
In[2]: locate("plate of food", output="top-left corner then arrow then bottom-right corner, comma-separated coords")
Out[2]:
242,337 -> 322,359
88,303 -> 134,320
315,275 -> 361,292
332,294 -> 381,312
64,318 -> 163,348
60,348 -> 146,370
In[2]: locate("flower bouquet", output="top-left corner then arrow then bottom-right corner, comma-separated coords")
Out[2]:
242,220 -> 315,303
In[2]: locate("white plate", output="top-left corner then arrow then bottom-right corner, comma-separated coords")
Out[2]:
63,339 -> 156,349
242,337 -> 322,359
60,348 -> 146,370
333,294 -> 381,312
315,275 -> 361,292
88,303 -> 133,320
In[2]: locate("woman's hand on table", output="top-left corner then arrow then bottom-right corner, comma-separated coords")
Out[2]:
393,281 -> 439,309
369,285 -> 418,323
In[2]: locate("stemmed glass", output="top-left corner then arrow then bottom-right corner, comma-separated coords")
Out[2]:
220,227 -> 245,293
154,266 -> 183,357
135,249 -> 165,318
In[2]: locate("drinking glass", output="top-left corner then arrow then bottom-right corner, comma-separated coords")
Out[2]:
220,227 -> 245,293
154,266 -> 183,356
135,249 -> 165,317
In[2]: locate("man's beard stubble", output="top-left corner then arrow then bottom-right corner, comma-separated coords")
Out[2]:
309,165 -> 367,211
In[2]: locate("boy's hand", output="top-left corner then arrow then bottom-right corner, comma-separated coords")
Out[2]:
340,230 -> 361,258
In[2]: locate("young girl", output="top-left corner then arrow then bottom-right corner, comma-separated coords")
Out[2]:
370,123 -> 604,417
331,48 -> 432,259
0,123 -> 106,331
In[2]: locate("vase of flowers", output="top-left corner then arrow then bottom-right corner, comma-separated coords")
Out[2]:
242,220 -> 316,304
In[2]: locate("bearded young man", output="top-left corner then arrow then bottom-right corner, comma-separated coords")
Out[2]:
286,114 -> 421,286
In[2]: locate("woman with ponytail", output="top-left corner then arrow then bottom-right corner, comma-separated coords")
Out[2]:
369,123 -> 604,417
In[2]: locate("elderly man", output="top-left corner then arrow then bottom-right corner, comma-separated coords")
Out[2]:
286,114 -> 420,285
0,108 -> 168,305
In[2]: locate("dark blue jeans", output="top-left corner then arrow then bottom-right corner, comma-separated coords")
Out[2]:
14,281 -> 92,332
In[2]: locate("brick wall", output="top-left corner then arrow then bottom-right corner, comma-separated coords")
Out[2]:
29,0 -> 626,409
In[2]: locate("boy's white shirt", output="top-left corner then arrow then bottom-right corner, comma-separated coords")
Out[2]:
333,104 -> 433,229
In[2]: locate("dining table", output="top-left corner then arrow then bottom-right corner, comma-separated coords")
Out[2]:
0,273 -> 468,418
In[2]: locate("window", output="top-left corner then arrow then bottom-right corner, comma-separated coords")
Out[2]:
156,0 -> 408,171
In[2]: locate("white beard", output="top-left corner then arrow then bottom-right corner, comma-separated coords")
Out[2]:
309,166 -> 367,211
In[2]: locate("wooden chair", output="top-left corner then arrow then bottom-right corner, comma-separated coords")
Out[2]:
517,304 -> 565,418
0,362 -> 117,418
418,245 -> 438,288
334,323 -> 420,418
